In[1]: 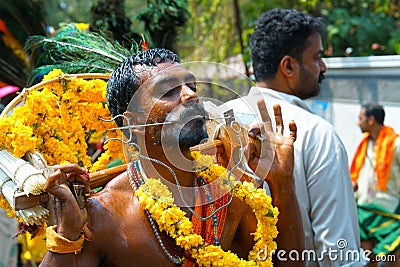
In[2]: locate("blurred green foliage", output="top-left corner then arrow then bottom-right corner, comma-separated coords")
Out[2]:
178,0 -> 400,62
10,0 -> 400,62
136,0 -> 189,51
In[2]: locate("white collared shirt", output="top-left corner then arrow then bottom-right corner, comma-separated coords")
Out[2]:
356,137 -> 400,213
205,86 -> 366,266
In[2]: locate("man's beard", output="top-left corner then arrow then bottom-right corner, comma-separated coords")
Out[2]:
315,73 -> 325,94
162,104 -> 209,150
298,65 -> 325,99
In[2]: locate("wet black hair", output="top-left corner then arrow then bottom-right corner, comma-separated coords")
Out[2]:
362,102 -> 385,125
106,48 -> 180,127
250,8 -> 326,81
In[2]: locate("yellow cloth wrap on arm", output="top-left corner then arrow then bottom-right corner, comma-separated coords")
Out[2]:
46,225 -> 85,254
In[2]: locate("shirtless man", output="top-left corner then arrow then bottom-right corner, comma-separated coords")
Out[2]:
39,48 -> 304,266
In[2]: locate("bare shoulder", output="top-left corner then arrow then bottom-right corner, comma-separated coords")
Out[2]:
86,171 -> 136,230
83,173 -> 130,239
81,172 -> 177,265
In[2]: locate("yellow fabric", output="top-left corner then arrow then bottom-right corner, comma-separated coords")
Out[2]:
369,219 -> 395,234
45,225 -> 85,254
383,236 -> 400,255
351,126 -> 399,191
18,232 -> 47,263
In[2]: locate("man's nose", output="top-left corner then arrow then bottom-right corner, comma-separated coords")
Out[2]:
320,59 -> 327,73
181,85 -> 199,104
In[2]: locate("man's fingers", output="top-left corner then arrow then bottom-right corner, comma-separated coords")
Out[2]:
247,127 -> 261,157
58,164 -> 87,176
248,127 -> 261,138
44,170 -> 72,199
53,164 -> 89,187
257,99 -> 273,133
50,169 -> 68,184
72,175 -> 90,188
273,104 -> 283,135
44,164 -> 90,198
289,120 -> 297,142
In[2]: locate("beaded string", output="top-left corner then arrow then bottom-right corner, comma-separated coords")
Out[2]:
197,176 -> 220,246
125,140 -> 238,256
128,159 -> 224,260
137,152 -> 234,221
124,141 -> 235,221
127,161 -> 183,265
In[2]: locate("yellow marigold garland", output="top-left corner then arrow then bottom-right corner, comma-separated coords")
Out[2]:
0,194 -> 16,218
135,152 -> 279,267
0,69 -> 125,172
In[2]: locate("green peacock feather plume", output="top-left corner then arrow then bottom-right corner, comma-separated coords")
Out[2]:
25,23 -> 139,85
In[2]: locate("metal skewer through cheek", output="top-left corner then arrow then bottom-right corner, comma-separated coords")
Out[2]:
100,115 -> 235,145
99,114 -> 238,219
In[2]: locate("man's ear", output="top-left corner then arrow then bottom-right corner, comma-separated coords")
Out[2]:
123,111 -> 144,137
280,55 -> 298,77
367,115 -> 376,126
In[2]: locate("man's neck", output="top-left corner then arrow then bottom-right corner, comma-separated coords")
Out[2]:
369,125 -> 383,143
139,141 -> 196,188
256,80 -> 290,95
255,81 -> 272,89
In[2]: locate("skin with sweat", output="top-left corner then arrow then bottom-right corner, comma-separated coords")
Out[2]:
40,63 -> 304,267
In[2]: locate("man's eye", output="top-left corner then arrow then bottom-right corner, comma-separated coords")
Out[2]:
163,88 -> 178,97
187,82 -> 197,92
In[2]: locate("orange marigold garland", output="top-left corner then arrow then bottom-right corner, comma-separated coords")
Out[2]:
135,152 -> 279,266
0,69 -> 124,171
0,69 -> 125,231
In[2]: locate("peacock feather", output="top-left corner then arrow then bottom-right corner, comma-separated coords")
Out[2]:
25,23 -> 139,85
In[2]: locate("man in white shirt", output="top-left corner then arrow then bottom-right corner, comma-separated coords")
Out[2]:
351,102 -> 400,266
215,8 -> 366,266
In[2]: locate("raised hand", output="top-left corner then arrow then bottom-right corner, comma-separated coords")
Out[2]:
44,164 -> 89,240
246,101 -> 304,267
246,100 -> 297,189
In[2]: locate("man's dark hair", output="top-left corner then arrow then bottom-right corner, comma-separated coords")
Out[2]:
250,8 -> 326,81
362,102 -> 385,125
106,48 -> 180,127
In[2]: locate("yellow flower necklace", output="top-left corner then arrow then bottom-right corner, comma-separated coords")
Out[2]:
133,151 -> 279,266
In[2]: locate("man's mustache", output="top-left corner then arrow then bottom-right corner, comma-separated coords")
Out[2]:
318,73 -> 325,84
165,104 -> 209,123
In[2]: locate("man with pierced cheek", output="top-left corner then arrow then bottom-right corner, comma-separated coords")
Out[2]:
39,48 -> 304,267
